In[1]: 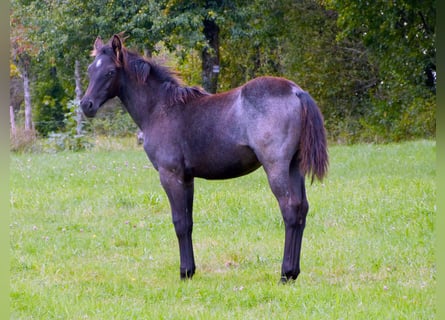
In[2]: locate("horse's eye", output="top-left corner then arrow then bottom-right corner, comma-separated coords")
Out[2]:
106,70 -> 116,78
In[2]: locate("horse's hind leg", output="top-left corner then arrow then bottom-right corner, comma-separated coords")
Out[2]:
264,157 -> 309,283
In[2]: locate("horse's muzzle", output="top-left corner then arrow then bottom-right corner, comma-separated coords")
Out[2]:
80,99 -> 97,118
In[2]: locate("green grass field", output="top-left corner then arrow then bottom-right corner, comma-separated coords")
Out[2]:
10,139 -> 436,319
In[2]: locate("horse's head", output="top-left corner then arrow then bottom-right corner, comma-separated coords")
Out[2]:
80,35 -> 124,117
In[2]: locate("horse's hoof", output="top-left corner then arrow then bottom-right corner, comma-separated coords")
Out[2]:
180,268 -> 195,280
279,274 -> 298,284
279,276 -> 288,284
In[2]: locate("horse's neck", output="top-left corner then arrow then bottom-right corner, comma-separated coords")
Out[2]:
119,78 -> 161,130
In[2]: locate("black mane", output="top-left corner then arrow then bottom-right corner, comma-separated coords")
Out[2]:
123,49 -> 210,106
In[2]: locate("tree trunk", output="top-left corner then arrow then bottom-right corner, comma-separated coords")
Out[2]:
10,106 -> 16,137
74,60 -> 83,135
23,68 -> 33,132
201,18 -> 220,93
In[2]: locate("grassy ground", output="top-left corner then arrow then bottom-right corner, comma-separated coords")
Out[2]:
10,139 -> 436,319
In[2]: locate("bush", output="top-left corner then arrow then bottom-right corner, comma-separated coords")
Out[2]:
38,99 -> 94,152
85,99 -> 138,137
10,128 -> 38,153
41,132 -> 93,153
357,84 -> 436,142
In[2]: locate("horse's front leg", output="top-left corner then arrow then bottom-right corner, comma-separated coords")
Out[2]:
159,168 -> 196,279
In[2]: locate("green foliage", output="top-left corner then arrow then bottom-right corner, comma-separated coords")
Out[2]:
10,140 -> 436,318
170,47 -> 203,87
331,0 -> 435,84
33,66 -> 69,137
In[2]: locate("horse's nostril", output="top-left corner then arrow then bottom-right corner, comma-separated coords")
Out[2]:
80,99 -> 92,111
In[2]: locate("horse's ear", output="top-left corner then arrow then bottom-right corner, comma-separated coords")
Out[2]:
112,34 -> 123,62
94,36 -> 103,51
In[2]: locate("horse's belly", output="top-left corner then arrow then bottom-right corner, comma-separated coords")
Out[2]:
196,161 -> 262,180
190,146 -> 261,180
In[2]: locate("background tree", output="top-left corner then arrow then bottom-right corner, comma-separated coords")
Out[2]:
10,0 -> 37,132
326,0 -> 436,140
161,0 -> 250,93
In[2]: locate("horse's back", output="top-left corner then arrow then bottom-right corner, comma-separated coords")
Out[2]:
241,76 -> 302,101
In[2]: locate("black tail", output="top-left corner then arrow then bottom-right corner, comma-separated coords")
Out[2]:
298,91 -> 329,183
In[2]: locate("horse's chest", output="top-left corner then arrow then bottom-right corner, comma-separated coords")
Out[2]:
142,129 -> 185,170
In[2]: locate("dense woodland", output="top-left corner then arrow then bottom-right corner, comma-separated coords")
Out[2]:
10,0 -> 435,149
